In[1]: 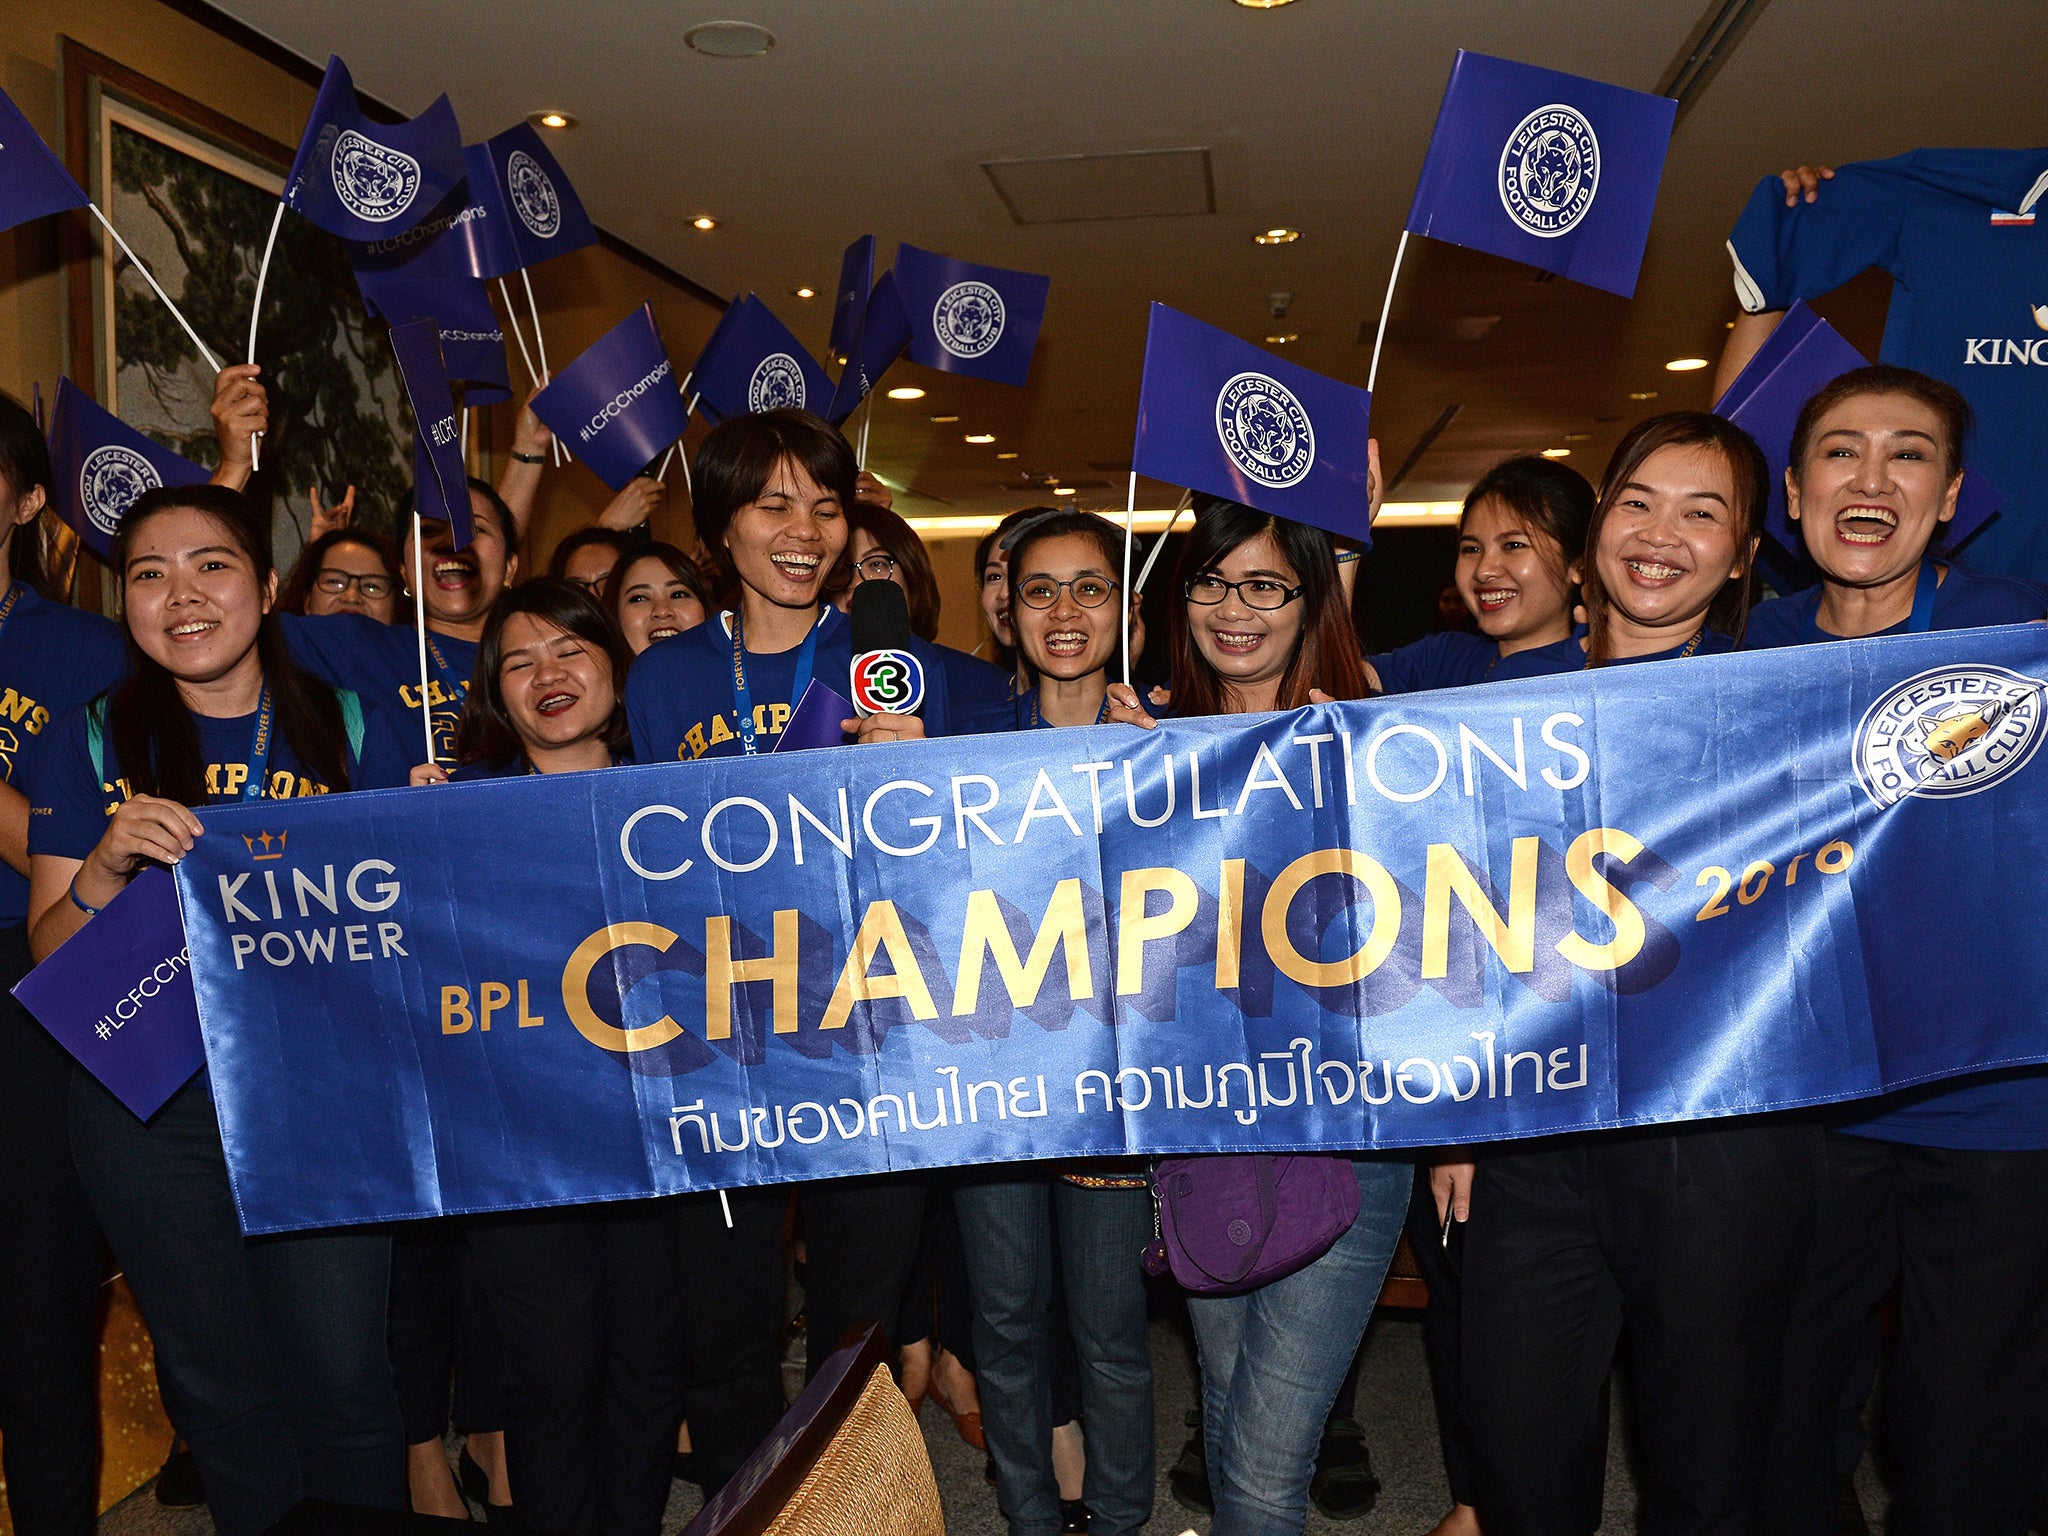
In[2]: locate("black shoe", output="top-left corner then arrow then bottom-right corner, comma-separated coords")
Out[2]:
1059,1498 -> 1090,1534
460,1447 -> 512,1523
672,1450 -> 701,1486
1167,1409 -> 1211,1515
983,1453 -> 997,1486
1310,1417 -> 1380,1521
1834,1474 -> 1869,1536
154,1445 -> 204,1508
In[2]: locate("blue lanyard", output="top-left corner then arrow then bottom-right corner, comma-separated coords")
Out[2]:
1026,688 -> 1110,728
424,634 -> 462,695
239,685 -> 274,803
731,610 -> 821,757
0,582 -> 24,646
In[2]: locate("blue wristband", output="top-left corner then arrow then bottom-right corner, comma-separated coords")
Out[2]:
68,877 -> 102,917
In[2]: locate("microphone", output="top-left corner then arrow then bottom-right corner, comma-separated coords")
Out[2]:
848,580 -> 927,717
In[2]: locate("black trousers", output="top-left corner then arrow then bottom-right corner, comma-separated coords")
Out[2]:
0,924 -> 103,1536
1405,1162 -> 1481,1507
466,1201 -> 691,1536
800,1173 -> 927,1374
1766,1131 -> 2048,1536
893,1178 -> 980,1373
1461,1116 -> 1823,1536
389,1219 -> 505,1445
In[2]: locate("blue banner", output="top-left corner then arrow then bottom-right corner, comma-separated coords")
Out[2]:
1406,50 -> 1675,298
531,304 -> 691,490
358,271 -> 512,405
480,123 -> 597,271
689,295 -> 835,426
283,57 -> 465,243
387,318 -> 472,543
0,85 -> 89,234
177,627 -> 2048,1233
894,243 -> 1049,388
829,235 -> 876,361
827,271 -> 911,424
347,145 -> 519,285
46,379 -> 210,557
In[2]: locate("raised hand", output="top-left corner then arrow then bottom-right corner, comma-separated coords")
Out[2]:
1778,165 -> 1835,206
309,483 -> 357,541
599,476 -> 664,530
209,364 -> 268,490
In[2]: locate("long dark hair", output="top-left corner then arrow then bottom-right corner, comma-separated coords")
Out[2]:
0,389 -> 52,595
601,540 -> 713,624
109,485 -> 351,805
1167,498 -> 1369,717
456,578 -> 632,770
278,527 -> 402,617
848,501 -> 941,641
1461,454 -> 1595,581
1582,412 -> 1769,664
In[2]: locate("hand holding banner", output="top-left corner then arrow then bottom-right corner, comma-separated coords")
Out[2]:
531,304 -> 692,491
46,380 -> 210,558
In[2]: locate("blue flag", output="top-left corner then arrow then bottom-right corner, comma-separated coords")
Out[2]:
689,295 -> 834,426
827,271 -> 911,424
1405,51 -> 1676,299
0,86 -> 88,234
348,145 -> 521,285
357,271 -> 511,405
387,319 -> 473,545
829,235 -> 876,360
1131,303 -> 1375,543
482,123 -> 597,271
46,380 -> 208,557
283,57 -> 466,242
894,243 -> 1049,387
531,305 -> 691,491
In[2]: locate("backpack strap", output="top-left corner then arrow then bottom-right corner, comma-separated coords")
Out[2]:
86,697 -> 107,789
336,688 -> 365,761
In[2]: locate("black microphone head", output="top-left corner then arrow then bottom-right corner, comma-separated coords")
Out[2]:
850,577 -> 912,654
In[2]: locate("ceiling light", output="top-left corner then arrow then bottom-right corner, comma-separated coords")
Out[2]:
792,286 -> 815,299
1254,227 -> 1300,245
1541,448 -> 1571,459
1628,390 -> 1659,400
1665,357 -> 1710,372
885,387 -> 925,401
1265,332 -> 1299,345
683,20 -> 777,58
1235,0 -> 1299,9
529,111 -> 577,131
996,451 -> 1018,460
930,414 -> 960,423
692,216 -> 717,231
965,433 -> 996,444
1053,486 -> 1076,496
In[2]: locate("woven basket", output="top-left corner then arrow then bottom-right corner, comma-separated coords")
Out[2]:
760,1364 -> 945,1536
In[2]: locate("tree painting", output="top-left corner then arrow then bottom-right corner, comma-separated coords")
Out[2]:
106,117 -> 412,563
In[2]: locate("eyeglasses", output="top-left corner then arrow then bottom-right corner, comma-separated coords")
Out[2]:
1016,575 -> 1118,610
851,553 -> 898,582
1183,575 -> 1303,610
314,569 -> 395,600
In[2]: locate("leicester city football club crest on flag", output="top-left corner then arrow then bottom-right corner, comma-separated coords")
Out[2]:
933,280 -> 1006,360
330,128 -> 424,224
79,445 -> 160,538
748,353 -> 807,412
1853,664 -> 2048,808
505,150 -> 561,239
1215,372 -> 1316,489
1498,104 -> 1600,237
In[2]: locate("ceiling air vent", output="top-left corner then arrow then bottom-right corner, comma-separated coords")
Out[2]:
981,149 -> 1215,226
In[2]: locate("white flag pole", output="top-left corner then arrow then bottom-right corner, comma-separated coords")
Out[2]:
655,444 -> 675,482
519,268 -> 563,468
856,394 -> 873,470
499,278 -> 541,388
1120,470 -> 1137,687
1134,488 -> 1193,595
460,407 -> 470,465
245,202 -> 286,473
679,393 -> 700,497
411,512 -> 437,766
1365,228 -> 1409,396
88,205 -> 220,372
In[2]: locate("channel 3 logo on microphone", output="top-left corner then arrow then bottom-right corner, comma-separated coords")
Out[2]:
849,648 -> 926,715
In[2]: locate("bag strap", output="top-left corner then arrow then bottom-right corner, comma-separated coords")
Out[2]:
336,687 -> 365,760
86,696 -> 106,787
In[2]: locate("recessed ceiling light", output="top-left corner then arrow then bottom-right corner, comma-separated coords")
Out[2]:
683,20 -> 777,58
529,111 -> 577,131
885,387 -> 925,401
929,414 -> 960,423
1235,0 -> 1299,9
996,451 -> 1018,460
965,433 -> 996,444
1665,357 -> 1710,372
1254,227 -> 1300,245
792,286 -> 815,299
1053,486 -> 1076,496
1628,390 -> 1659,400
692,216 -> 717,231
1541,448 -> 1571,459
1265,332 -> 1299,344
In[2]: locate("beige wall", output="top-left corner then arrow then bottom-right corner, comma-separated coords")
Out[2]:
0,0 -> 724,575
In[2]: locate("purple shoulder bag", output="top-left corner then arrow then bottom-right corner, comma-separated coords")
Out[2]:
1146,1154 -> 1360,1296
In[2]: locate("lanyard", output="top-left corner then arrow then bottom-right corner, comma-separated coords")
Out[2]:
0,582 -> 23,647
424,633 -> 462,695
238,685 -> 274,803
1026,688 -> 1110,728
731,610 -> 821,757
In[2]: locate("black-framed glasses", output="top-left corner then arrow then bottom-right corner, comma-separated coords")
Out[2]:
851,553 -> 898,582
1016,575 -> 1118,610
1183,575 -> 1303,610
314,569 -> 395,600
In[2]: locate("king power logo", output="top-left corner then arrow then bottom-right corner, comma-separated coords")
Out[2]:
1963,305 -> 2048,367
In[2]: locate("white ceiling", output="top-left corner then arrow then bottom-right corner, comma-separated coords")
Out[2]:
211,0 -> 2048,518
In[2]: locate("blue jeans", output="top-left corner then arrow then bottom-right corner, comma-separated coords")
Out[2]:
956,1173 -> 1155,1536
69,1073 -> 404,1536
1189,1157 -> 1410,1536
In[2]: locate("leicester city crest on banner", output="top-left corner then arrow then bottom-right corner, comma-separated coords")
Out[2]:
933,281 -> 1006,360
505,150 -> 561,239
331,128 -> 424,225
1215,372 -> 1316,489
79,445 -> 161,538
1497,104 -> 1601,238
1854,664 -> 2048,808
748,353 -> 807,413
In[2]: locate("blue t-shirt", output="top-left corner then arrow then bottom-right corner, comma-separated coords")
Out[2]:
283,613 -> 473,765
30,690 -> 415,863
1743,561 -> 2048,649
1740,561 -> 2048,1148
626,607 -> 1009,762
1727,149 -> 2048,580
0,587 -> 126,926
1371,629 -> 1588,692
936,644 -> 1017,736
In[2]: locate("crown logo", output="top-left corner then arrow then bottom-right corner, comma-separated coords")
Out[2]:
243,830 -> 287,862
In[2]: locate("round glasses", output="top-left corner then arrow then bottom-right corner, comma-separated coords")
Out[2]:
850,553 -> 898,582
1016,575 -> 1118,610
1183,575 -> 1303,610
314,569 -> 395,600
